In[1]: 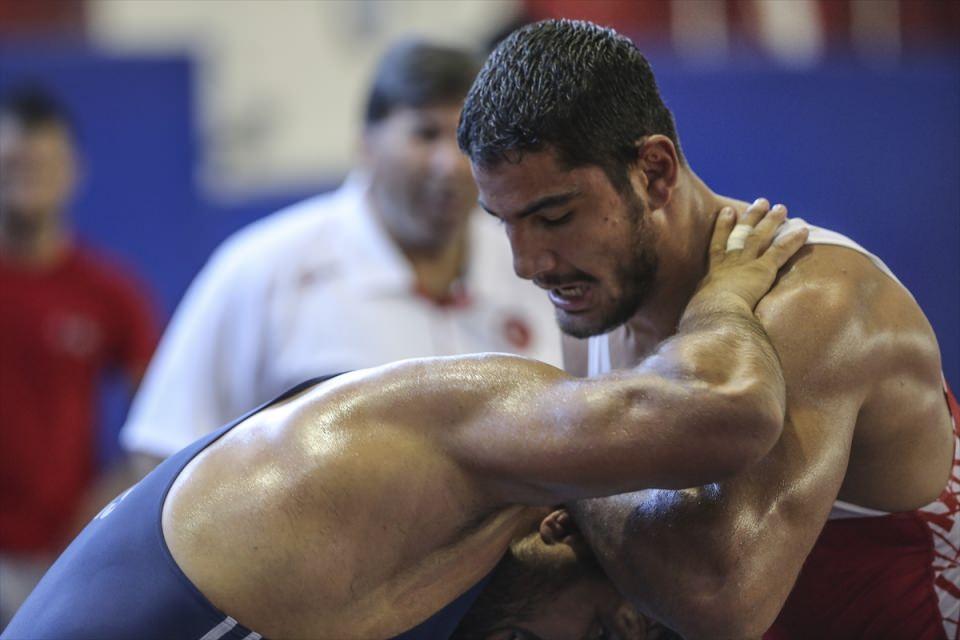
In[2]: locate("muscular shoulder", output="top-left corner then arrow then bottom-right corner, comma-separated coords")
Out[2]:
756,244 -> 941,400
341,354 -> 566,425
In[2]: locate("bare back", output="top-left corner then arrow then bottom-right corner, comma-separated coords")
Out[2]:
163,364 -> 540,639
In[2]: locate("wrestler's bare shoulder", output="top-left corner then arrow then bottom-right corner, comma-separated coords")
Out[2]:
757,243 -> 953,510
757,243 -> 942,389
161,355 -> 552,638
253,353 -> 565,447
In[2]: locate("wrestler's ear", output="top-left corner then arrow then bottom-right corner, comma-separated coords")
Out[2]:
631,134 -> 679,210
539,508 -> 580,545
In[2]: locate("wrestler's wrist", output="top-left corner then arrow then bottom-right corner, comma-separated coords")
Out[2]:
681,287 -> 754,330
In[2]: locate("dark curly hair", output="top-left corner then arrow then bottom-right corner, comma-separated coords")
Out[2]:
0,86 -> 75,135
458,19 -> 683,192
365,40 -> 480,127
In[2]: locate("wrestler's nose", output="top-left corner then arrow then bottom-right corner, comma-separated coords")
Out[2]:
507,224 -> 557,281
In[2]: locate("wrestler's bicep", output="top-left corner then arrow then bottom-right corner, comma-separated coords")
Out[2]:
445,362 -> 766,508
730,272 -> 871,585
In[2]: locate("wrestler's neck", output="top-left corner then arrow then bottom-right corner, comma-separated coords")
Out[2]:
622,168 -> 739,346
366,193 -> 470,301
0,206 -> 70,268
399,225 -> 469,302
368,214 -> 469,304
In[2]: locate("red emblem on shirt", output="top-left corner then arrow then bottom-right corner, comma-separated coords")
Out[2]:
46,313 -> 102,359
503,315 -> 532,350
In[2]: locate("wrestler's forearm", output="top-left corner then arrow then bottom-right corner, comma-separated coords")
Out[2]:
632,288 -> 786,476
570,291 -> 790,637
572,321 -> 805,640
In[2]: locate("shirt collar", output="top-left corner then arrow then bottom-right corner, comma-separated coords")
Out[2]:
337,173 -> 503,305
335,173 -> 416,293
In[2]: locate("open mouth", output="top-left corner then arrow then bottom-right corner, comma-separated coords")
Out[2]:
547,283 -> 593,313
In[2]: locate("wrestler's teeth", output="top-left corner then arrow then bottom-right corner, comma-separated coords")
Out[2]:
555,285 -> 585,298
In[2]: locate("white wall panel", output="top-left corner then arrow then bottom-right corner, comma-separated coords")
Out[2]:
88,0 -> 518,198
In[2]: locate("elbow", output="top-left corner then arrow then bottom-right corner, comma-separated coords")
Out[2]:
642,379 -> 784,490
669,333 -> 786,481
669,575 -> 785,640
705,376 -> 785,476
737,374 -> 786,458
676,608 -> 778,640
615,527 -> 789,639
666,538 -> 789,639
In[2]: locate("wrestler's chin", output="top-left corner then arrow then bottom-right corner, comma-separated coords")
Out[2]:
555,307 -> 608,340
555,292 -> 641,339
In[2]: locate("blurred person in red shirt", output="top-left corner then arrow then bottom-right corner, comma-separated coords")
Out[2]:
0,88 -> 159,627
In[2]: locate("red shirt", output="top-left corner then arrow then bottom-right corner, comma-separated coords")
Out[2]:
0,244 -> 159,553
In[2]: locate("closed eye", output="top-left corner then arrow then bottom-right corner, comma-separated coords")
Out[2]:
540,211 -> 573,227
413,124 -> 441,142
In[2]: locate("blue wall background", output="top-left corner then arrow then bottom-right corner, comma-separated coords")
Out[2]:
655,58 -> 959,388
1,46 -> 957,461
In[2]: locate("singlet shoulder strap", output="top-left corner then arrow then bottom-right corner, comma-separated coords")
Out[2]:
785,217 -> 905,288
587,334 -> 612,377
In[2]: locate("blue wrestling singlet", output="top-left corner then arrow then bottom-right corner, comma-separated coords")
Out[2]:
3,374 -> 492,640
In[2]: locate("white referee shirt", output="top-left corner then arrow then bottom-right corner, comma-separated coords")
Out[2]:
121,175 -> 562,457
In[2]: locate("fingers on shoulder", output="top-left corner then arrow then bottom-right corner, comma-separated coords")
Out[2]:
709,207 -> 737,263
763,224 -> 809,269
745,204 -> 788,255
740,198 -> 772,226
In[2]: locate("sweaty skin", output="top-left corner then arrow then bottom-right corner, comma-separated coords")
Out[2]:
569,241 -> 953,638
162,209 -> 807,640
473,142 -> 954,639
